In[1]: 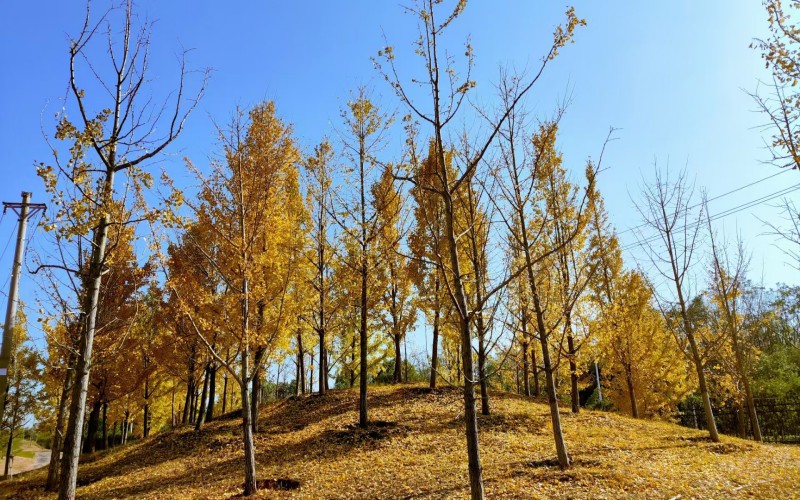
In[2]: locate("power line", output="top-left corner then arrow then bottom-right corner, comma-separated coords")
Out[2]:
617,168 -> 793,237
621,182 -> 800,252
623,182 -> 800,252
0,227 -> 15,267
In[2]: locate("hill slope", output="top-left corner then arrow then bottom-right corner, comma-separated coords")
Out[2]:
3,385 -> 799,498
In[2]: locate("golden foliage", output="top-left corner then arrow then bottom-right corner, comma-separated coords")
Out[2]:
3,385 -> 799,498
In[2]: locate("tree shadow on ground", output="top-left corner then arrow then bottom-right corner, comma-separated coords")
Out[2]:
0,385 -> 560,498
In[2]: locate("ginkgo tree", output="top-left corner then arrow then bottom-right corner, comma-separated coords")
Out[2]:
164,101 -> 304,496
593,269 -> 690,418
374,165 -> 417,383
492,109 -> 596,469
408,141 -> 451,389
34,2 -> 207,498
303,141 -> 338,394
329,89 -> 394,428
544,136 -> 598,415
506,244 -> 539,397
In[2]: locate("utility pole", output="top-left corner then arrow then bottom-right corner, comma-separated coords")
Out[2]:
0,192 -> 46,423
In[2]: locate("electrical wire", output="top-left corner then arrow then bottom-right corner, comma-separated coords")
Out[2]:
621,182 -> 800,252
617,168 -> 793,237
0,226 -> 16,267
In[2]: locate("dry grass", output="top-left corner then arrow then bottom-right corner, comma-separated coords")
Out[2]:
2,385 -> 799,498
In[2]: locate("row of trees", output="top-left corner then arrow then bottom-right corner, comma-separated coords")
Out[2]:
20,1 -> 800,499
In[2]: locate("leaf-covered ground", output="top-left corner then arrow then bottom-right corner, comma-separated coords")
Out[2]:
2,385 -> 799,498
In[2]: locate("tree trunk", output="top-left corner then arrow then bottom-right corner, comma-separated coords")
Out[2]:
736,402 -> 746,438
359,263 -> 369,428
477,313 -> 489,415
319,332 -> 327,394
189,388 -> 197,424
625,367 -> 639,418
240,355 -> 257,496
251,348 -> 265,434
536,316 -> 570,469
237,274 -> 258,496
207,363 -> 217,422
222,370 -> 229,414
731,332 -> 762,441
46,350 -> 75,491
530,275 -> 570,467
670,225 -> 719,442
121,411 -> 128,445
182,378 -> 192,425
294,355 -> 300,396
393,334 -> 403,384
743,378 -> 762,442
143,402 -> 150,439
296,330 -> 305,396
194,364 -> 210,432
458,311 -> 483,498
317,186 -> 329,395
430,282 -> 440,389
349,335 -> 356,388
566,321 -> 579,414
4,386 -> 21,479
324,350 -> 330,391
522,340 -> 530,397
82,399 -> 101,455
456,344 -> 462,383
4,418 -> 14,477
102,402 -> 108,449
696,359 -> 718,439
686,333 -> 720,442
358,134 -> 370,430
531,345 -> 540,397
466,181 -> 491,418
404,336 -> 409,383
477,315 -> 490,416
59,206 -> 113,500
308,353 -> 314,395
143,373 -> 150,438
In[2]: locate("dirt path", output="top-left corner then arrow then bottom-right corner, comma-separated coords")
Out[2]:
2,441 -> 51,477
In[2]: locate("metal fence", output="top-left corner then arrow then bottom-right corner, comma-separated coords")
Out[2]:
677,398 -> 800,443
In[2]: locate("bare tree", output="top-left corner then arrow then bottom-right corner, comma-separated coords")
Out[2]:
634,168 -> 720,442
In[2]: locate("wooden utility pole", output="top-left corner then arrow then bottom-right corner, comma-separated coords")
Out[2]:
0,192 -> 45,423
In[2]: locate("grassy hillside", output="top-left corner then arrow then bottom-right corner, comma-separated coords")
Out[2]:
2,385 -> 799,498
0,438 -> 36,460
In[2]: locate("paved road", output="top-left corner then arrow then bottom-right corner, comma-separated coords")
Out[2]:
4,442 -> 51,476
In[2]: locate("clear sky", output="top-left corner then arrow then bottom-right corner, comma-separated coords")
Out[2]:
1,1 -> 798,351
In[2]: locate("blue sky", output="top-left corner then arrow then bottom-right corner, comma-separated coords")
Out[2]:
1,1 -> 798,350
